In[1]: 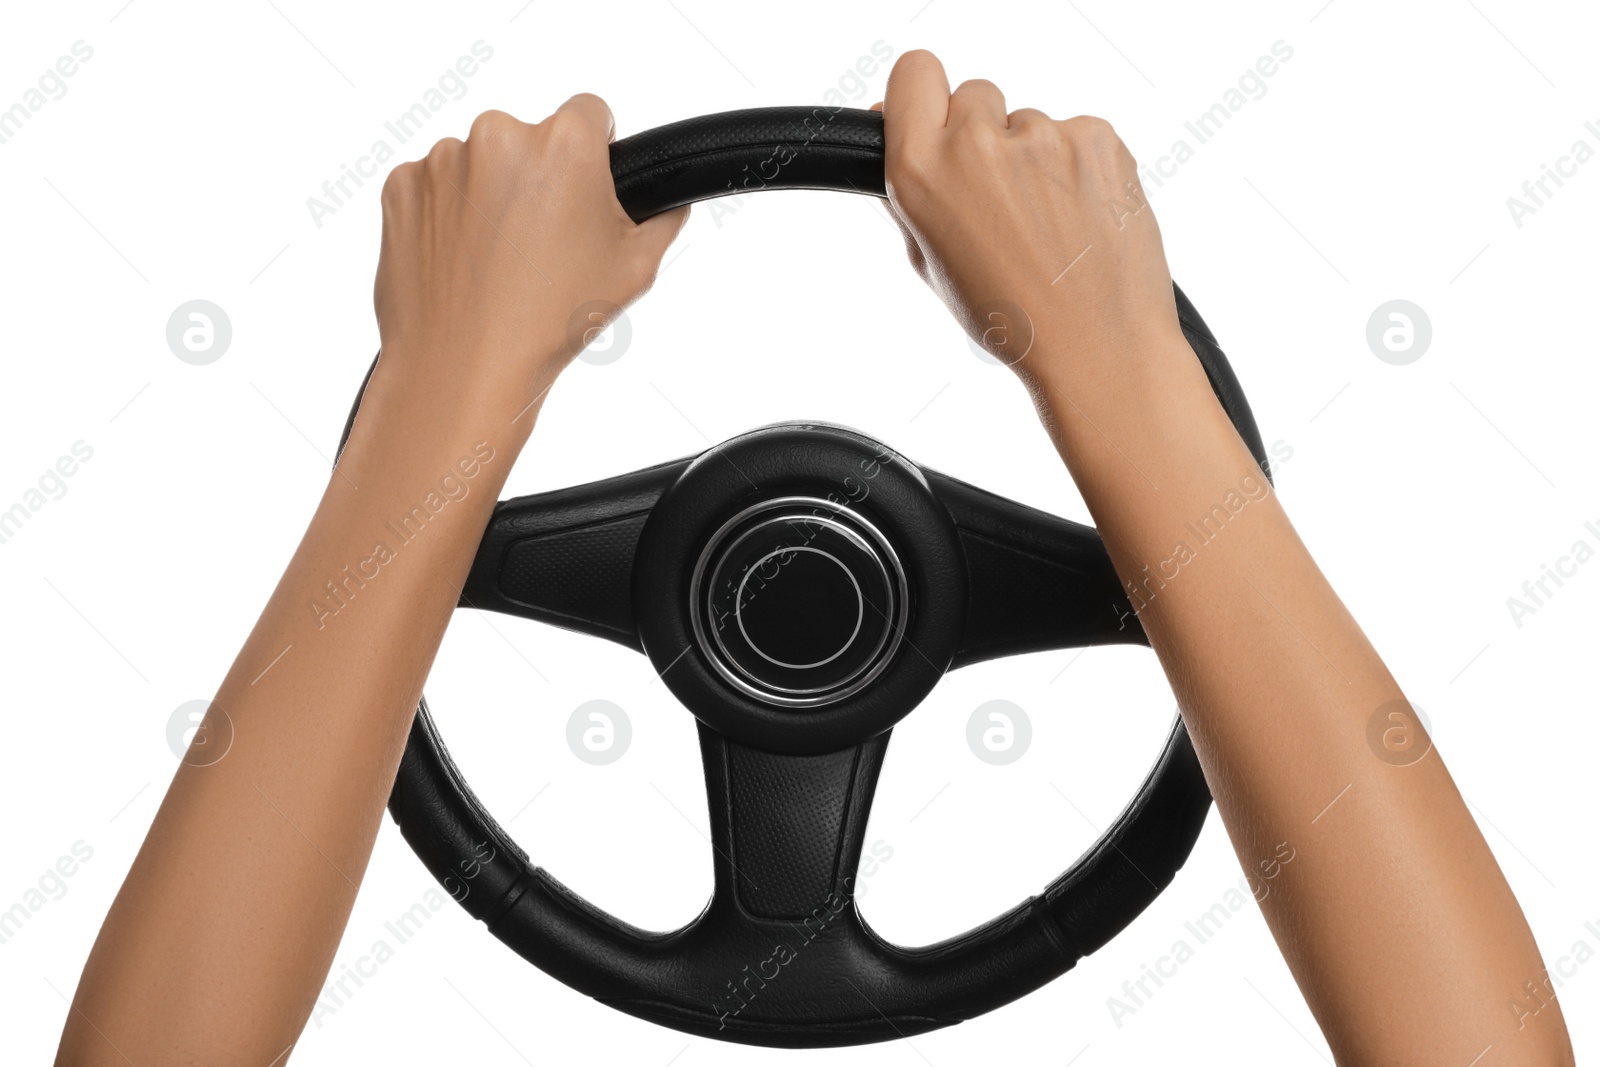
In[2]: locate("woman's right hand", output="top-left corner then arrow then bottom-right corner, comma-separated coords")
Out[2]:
874,50 -> 1190,388
871,51 -> 1576,1067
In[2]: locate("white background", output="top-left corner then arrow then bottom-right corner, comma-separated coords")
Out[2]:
2,0 -> 1597,1063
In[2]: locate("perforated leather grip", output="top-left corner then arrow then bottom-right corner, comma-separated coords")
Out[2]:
609,106 -> 887,222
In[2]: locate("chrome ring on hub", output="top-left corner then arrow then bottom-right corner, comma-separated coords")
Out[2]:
689,495 -> 910,708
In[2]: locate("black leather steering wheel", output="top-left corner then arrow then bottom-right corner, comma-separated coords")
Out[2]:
337,107 -> 1271,1049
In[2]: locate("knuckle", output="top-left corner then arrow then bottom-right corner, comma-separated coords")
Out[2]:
952,119 -> 1002,154
565,91 -> 608,112
468,108 -> 517,144
425,136 -> 463,164
542,108 -> 590,147
954,77 -> 1000,96
1022,120 -> 1066,155
1064,114 -> 1119,146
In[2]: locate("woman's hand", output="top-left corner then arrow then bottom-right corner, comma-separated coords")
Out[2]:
371,94 -> 688,417
873,50 -> 1574,1066
56,97 -> 687,1066
874,50 -> 1184,386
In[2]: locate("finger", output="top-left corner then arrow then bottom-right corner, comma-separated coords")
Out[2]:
866,191 -> 925,275
421,136 -> 467,190
888,211 -> 927,277
554,92 -> 615,141
869,100 -> 883,112
898,225 -> 926,278
424,136 -> 466,171
882,49 -> 950,154
949,78 -> 1007,127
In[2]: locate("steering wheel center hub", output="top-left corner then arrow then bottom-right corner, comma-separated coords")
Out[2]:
693,497 -> 907,708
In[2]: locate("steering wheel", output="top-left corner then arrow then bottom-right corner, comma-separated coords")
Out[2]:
337,107 -> 1271,1049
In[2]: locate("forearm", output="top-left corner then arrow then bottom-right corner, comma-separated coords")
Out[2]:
1026,338 -> 1571,1064
60,356 -> 542,1063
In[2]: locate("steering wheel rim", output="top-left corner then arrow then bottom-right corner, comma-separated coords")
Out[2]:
337,106 -> 1272,1048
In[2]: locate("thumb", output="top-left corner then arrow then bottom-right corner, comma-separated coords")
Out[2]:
632,202 -> 692,264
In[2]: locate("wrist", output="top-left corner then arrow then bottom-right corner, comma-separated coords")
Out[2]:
356,340 -> 559,447
1022,326 -> 1210,417
324,356 -> 536,531
1019,329 -> 1234,487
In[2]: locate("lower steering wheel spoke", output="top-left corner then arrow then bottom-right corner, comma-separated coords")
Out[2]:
696,721 -> 886,930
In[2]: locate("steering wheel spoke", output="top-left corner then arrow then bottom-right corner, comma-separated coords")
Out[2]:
697,721 -> 886,927
456,458 -> 690,649
929,470 -> 1149,667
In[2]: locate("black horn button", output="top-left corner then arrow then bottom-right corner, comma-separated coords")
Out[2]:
691,496 -> 908,707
